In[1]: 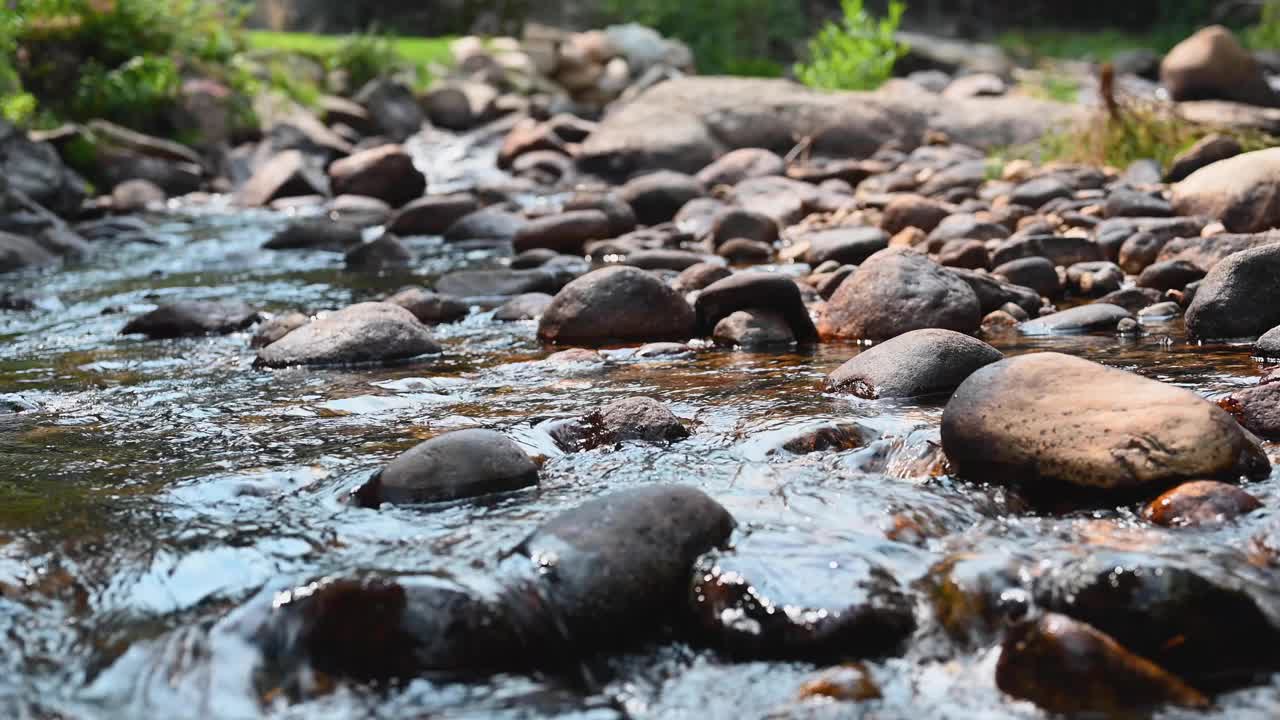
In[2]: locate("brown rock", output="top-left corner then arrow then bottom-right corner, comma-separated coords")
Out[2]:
1143,480 -> 1262,528
328,144 -> 425,207
819,248 -> 981,341
1172,148 -> 1280,233
1160,26 -> 1280,107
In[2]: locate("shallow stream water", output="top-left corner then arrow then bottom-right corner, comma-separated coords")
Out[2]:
2,198 -> 1280,719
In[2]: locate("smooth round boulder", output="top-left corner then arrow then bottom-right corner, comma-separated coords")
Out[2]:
255,302 -> 441,368
696,148 -> 785,187
1019,304 -> 1132,336
1185,243 -> 1280,340
494,292 -> 553,321
618,171 -> 706,226
327,144 -> 425,207
1221,381 -> 1280,439
819,248 -> 981,341
550,396 -> 689,451
512,210 -> 613,255
712,309 -> 796,348
879,195 -> 951,235
942,352 -> 1269,494
801,227 -> 890,267
354,429 -> 538,506
250,311 -> 308,348
1136,259 -> 1206,292
537,266 -> 695,345
344,235 -> 411,270
442,207 -> 527,244
1172,148 -> 1280,233
1168,134 -> 1242,183
121,301 -> 259,339
1256,325 -> 1280,358
385,287 -> 469,324
717,238 -> 773,264
695,272 -> 818,343
1161,25 -> 1280,107
992,256 -> 1059,298
826,329 -> 1002,399
708,208 -> 778,249
387,194 -> 479,237
673,262 -> 732,292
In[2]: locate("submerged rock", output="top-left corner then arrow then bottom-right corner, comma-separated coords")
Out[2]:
712,309 -> 796,348
538,266 -> 695,345
1220,380 -> 1280,438
826,329 -> 1002,399
1019,303 -> 1132,336
121,301 -> 259,339
1143,480 -> 1262,528
354,429 -> 538,506
941,353 -> 1269,497
688,529 -> 916,660
550,396 -> 688,451
263,221 -> 362,252
343,234 -> 412,270
997,613 -> 1208,715
255,302 -> 440,368
695,272 -> 818,343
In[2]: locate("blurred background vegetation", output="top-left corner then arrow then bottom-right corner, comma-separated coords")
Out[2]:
3,0 -> 1280,166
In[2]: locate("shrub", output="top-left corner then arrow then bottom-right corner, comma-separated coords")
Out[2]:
329,31 -> 409,91
795,0 -> 907,91
1246,0 -> 1280,49
601,0 -> 805,77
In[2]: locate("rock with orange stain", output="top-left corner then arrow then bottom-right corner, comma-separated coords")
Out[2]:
1143,480 -> 1262,528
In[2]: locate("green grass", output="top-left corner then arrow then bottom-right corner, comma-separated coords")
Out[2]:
247,31 -> 454,66
996,28 -> 1195,63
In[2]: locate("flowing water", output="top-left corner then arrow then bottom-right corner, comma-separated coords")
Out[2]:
2,196 -> 1280,718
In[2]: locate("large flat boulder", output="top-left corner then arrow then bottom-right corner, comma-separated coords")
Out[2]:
577,76 -> 1079,181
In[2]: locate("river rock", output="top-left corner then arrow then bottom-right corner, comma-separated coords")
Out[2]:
1019,304 -> 1132,335
619,171 -> 706,226
344,234 -> 411,270
1168,134 -> 1243,183
1258,325 -> 1280,357
880,195 -> 951,235
538,266 -> 695,344
696,148 -> 785,187
494,293 -> 553,321
1172,148 -> 1280,233
121,301 -> 259,339
949,268 -> 1042,315
708,208 -> 778,249
694,272 -> 818,342
1186,243 -> 1280,340
236,150 -> 326,207
992,256 -> 1059,298
1064,261 -> 1124,297
1032,551 -> 1280,689
386,287 -> 469,324
717,238 -> 772,263
1143,480 -> 1262,528
1157,233 -> 1280,272
826,329 -> 1002,399
713,309 -> 796,348
442,207 -> 527,244
819,248 -> 981,341
388,194 -> 479,236
355,80 -> 425,141
796,664 -> 882,703
801,227 -> 890,266
1136,259 -> 1205,291
513,210 -> 613,255
1160,25 -> 1280,107
942,353 -> 1269,496
927,214 -> 1009,249
1222,380 -> 1280,439
250,312 -> 309,348
989,234 -> 1104,267
0,231 -> 57,273
688,529 -> 916,660
623,249 -> 711,271
354,429 -> 538,506
328,145 -> 426,207
1097,287 -> 1164,314
565,194 -> 638,237
255,302 -> 440,368
1104,190 -> 1173,219
263,220 -> 362,252
996,613 -> 1208,715
673,262 -> 732,292
1010,176 -> 1073,209
550,396 -> 688,451
436,268 -> 567,299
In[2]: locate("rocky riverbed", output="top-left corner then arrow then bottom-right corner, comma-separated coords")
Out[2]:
7,29 -> 1280,717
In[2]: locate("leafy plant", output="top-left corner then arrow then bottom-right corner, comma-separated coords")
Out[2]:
795,0 -> 907,91
1246,0 -> 1280,49
70,55 -> 181,131
330,31 -> 409,91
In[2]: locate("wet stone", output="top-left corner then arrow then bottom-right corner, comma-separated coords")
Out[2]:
1136,259 -> 1206,291
879,194 -> 951,235
695,272 -> 817,343
1104,190 -> 1173,218
716,238 -> 773,264
713,309 -> 796,348
708,208 -> 779,249
996,613 -> 1208,715
344,234 -> 411,270
249,311 -> 309,348
623,249 -> 711,272
673,262 -> 732,292
121,301 -> 260,339
263,221 -> 362,252
796,664 -> 882,703
992,256 -> 1059,298
826,329 -> 1002,399
1138,301 -> 1182,320
1065,261 -> 1124,297
436,268 -> 567,299
538,266 -> 696,345
1186,243 -> 1280,341
512,210 -> 613,255
1096,287 -> 1164,314
255,302 -> 440,368
936,238 -> 989,269
619,171 -> 706,226
443,207 -> 528,244
385,287 -> 470,324
800,227 -> 890,267
509,248 -> 560,269
550,396 -> 688,451
1143,480 -> 1262,528
493,292 -> 553,321
819,248 -> 981,341
1221,381 -> 1280,439
354,429 -> 538,506
388,194 -> 480,237
688,529 -> 916,661
989,234 -> 1104,268
1256,325 -> 1280,358
942,352 -> 1269,496
1019,303 -> 1132,335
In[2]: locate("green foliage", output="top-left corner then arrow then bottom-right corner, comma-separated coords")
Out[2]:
601,0 -> 805,77
71,55 -> 180,130
330,32 -> 406,91
1024,72 -> 1080,104
1,92 -> 37,125
794,0 -> 907,91
1246,0 -> 1280,50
